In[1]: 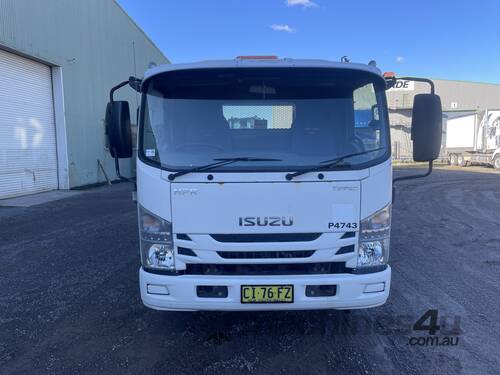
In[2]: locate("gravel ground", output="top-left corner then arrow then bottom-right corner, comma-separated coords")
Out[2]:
0,167 -> 499,375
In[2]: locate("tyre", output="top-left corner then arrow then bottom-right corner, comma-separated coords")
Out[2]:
494,156 -> 500,170
457,154 -> 465,167
449,154 -> 458,166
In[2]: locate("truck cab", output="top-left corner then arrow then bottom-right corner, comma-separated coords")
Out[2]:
105,57 -> 442,311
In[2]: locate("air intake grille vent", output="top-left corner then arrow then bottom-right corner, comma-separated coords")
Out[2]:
210,233 -> 321,243
185,262 -> 348,276
217,250 -> 314,259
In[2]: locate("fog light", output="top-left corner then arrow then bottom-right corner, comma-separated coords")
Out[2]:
147,284 -> 170,295
364,282 -> 385,293
147,244 -> 175,270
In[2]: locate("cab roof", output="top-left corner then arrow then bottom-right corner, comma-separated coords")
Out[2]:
143,58 -> 383,84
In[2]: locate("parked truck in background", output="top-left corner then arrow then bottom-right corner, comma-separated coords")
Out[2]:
104,57 -> 442,311
445,109 -> 500,169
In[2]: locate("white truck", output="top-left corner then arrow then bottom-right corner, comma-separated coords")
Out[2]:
105,57 -> 442,311
445,109 -> 500,169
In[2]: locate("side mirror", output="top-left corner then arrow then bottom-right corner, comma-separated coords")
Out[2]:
105,101 -> 132,158
411,94 -> 442,162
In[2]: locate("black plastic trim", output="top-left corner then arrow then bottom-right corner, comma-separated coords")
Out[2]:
185,262 -> 348,276
335,245 -> 355,255
340,232 -> 356,239
142,267 -> 183,276
305,285 -> 337,297
351,264 -> 388,274
138,153 -> 392,175
177,247 -> 197,257
217,250 -> 314,259
197,285 -> 228,298
176,233 -> 192,241
210,233 -> 321,243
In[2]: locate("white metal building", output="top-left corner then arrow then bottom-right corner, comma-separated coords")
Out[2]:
0,0 -> 168,199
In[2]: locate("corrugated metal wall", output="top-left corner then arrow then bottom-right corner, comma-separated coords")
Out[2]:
0,0 -> 169,188
387,79 -> 500,111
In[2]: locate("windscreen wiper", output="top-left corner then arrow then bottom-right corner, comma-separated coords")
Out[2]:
167,157 -> 282,181
285,147 -> 385,180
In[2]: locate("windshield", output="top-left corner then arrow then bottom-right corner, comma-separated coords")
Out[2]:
140,68 -> 390,171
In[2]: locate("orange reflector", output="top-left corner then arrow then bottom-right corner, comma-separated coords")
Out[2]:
236,55 -> 279,60
383,71 -> 396,78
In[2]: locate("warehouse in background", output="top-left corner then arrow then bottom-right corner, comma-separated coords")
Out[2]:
387,79 -> 500,162
0,0 -> 168,199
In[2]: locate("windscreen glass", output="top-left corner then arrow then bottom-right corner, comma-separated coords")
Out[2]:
141,68 -> 389,171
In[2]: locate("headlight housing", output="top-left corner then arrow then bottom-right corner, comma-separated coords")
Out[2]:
357,204 -> 391,268
138,205 -> 175,270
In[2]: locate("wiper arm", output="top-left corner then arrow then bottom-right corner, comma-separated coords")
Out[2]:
167,157 -> 282,181
285,147 -> 385,180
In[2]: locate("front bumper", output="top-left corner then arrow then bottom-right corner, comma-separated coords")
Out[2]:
139,266 -> 391,311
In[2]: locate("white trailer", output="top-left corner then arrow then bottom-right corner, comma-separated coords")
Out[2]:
446,110 -> 500,169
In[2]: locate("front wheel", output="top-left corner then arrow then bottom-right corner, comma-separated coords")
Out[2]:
494,156 -> 500,170
457,154 -> 466,167
449,154 -> 458,166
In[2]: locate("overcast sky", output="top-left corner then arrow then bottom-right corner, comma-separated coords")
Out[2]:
117,0 -> 500,83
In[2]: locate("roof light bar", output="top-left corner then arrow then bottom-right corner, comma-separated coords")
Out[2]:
383,71 -> 396,78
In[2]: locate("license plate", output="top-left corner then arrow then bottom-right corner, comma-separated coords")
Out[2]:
241,285 -> 294,304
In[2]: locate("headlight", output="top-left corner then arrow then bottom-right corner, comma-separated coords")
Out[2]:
138,205 -> 174,270
357,204 -> 391,268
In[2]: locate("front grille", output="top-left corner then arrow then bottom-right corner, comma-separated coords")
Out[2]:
185,262 -> 348,276
210,233 -> 321,243
217,250 -> 314,259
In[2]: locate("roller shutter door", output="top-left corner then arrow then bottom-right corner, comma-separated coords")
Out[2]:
0,49 -> 58,199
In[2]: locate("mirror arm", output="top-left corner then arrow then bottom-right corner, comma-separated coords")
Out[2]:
114,157 -> 136,189
392,161 -> 433,203
109,80 -> 130,102
109,76 -> 142,102
393,160 -> 433,185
